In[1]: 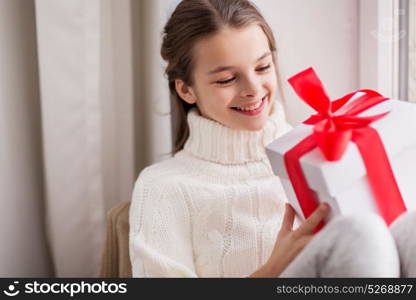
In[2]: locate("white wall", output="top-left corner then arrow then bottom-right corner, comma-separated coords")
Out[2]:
254,0 -> 359,125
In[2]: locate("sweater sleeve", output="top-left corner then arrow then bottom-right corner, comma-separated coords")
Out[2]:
128,168 -> 198,277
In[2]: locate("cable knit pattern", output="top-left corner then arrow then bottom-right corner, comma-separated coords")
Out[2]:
129,101 -> 293,277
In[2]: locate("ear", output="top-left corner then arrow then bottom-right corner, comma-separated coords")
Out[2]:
175,79 -> 197,104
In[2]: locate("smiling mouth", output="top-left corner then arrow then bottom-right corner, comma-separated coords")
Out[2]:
231,95 -> 267,111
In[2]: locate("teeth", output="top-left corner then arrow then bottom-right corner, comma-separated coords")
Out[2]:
235,98 -> 264,111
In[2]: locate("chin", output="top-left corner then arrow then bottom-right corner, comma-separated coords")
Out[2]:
242,121 -> 267,131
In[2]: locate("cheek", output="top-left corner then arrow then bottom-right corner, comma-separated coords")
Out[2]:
209,88 -> 237,109
196,89 -> 232,117
264,73 -> 278,94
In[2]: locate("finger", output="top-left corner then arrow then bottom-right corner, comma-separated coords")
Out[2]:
295,202 -> 329,236
280,203 -> 295,234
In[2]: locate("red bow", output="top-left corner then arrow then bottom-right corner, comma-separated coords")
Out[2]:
285,67 -> 406,231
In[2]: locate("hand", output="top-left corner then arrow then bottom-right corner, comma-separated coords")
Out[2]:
265,202 -> 330,277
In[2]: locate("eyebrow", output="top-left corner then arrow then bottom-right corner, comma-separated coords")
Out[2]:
207,51 -> 271,75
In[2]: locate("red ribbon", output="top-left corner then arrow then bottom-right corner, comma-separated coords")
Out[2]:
285,67 -> 406,231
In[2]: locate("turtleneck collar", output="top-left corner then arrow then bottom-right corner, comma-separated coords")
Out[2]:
183,101 -> 291,165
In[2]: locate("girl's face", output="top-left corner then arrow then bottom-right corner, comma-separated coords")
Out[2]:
175,24 -> 277,131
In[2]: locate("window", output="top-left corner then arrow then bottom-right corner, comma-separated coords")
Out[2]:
408,0 -> 416,102
359,0 -> 413,101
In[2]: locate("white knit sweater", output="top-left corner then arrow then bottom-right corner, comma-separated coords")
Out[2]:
129,101 -> 293,277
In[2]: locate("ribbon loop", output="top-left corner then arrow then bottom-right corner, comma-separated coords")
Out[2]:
288,67 -> 332,114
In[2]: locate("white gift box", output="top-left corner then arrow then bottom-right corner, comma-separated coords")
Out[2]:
265,98 -> 416,223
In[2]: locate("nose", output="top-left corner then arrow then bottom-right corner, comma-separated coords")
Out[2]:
240,75 -> 261,98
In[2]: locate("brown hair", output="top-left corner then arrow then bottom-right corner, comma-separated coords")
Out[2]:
161,0 -> 284,155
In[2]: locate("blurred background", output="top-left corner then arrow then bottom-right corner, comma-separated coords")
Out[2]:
0,0 -> 415,277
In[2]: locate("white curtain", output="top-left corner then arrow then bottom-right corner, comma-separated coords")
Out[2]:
0,0 -> 52,277
0,0 -> 173,277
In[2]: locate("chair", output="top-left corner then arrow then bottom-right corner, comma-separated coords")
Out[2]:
99,201 -> 132,277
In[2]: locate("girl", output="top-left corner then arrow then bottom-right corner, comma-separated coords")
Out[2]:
129,0 -> 416,277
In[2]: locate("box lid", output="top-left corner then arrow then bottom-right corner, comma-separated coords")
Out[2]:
265,98 -> 416,197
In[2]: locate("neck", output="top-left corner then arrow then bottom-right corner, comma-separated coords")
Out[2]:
183,101 -> 290,165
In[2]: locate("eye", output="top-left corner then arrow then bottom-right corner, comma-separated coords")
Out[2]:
216,77 -> 236,85
256,64 -> 271,72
